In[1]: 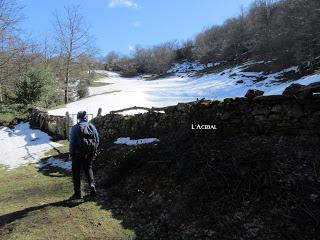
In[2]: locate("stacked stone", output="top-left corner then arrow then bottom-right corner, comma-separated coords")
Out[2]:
31,81 -> 320,141
92,81 -> 320,143
30,108 -> 67,139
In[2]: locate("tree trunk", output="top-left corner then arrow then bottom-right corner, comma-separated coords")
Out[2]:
0,84 -> 3,103
64,63 -> 70,104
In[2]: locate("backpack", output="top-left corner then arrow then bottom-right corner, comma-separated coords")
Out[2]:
78,123 -> 98,155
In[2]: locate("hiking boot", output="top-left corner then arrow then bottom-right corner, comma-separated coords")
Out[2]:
90,186 -> 97,197
69,193 -> 82,200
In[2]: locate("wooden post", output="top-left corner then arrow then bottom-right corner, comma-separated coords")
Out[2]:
66,111 -> 70,140
97,108 -> 102,117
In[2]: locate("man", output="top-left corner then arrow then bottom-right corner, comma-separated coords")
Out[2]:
69,111 -> 99,199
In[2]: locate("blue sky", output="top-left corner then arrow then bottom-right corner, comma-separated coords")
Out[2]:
17,0 -> 255,56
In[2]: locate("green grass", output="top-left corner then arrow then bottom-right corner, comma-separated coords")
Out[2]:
0,141 -> 136,239
0,106 -> 29,126
93,72 -> 108,80
48,103 -> 66,111
89,90 -> 121,98
89,81 -> 112,87
143,72 -> 174,81
89,72 -> 112,87
44,140 -> 69,157
0,113 -> 17,125
0,165 -> 71,216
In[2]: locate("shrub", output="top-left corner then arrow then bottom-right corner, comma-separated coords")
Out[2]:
105,42 -> 177,76
15,69 -> 62,107
77,79 -> 90,99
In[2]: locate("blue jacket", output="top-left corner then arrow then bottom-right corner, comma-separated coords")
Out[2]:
69,119 -> 100,155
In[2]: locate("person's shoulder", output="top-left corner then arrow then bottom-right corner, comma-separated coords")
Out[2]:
71,124 -> 80,131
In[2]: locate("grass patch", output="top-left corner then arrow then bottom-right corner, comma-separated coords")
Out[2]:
0,140 -> 135,239
44,140 -> 69,157
48,103 -> 66,111
0,113 -> 18,125
0,163 -> 135,240
0,104 -> 29,126
89,72 -> 112,87
0,165 -> 71,216
92,72 -> 108,81
89,90 -> 121,98
143,72 -> 175,81
89,81 -> 112,87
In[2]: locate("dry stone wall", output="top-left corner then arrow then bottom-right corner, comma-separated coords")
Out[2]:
92,94 -> 320,144
30,108 -> 67,139
30,82 -> 320,142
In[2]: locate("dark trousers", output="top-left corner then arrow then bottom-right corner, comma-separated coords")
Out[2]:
72,154 -> 95,195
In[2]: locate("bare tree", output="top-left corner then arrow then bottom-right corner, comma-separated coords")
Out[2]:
0,0 -> 23,102
247,0 -> 278,56
104,51 -> 121,70
133,47 -> 152,73
53,5 -> 93,104
40,37 -> 56,70
150,42 -> 177,74
0,0 -> 22,39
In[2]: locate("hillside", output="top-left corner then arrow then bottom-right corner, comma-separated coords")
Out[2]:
48,60 -> 320,117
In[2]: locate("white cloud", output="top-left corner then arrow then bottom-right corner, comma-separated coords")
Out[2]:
108,0 -> 138,9
132,21 -> 141,28
128,44 -> 135,51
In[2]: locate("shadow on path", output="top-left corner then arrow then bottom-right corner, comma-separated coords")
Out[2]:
0,198 -> 88,227
37,152 -> 71,178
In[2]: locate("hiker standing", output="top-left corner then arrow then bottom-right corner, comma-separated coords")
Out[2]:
69,111 -> 99,199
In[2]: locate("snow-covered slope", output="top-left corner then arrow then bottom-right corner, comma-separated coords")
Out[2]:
48,62 -> 320,117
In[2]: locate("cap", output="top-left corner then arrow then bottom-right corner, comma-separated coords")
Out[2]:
77,111 -> 87,120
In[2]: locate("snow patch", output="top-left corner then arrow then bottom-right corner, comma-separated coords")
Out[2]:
0,122 -> 61,170
114,137 -> 160,146
119,109 -> 149,115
